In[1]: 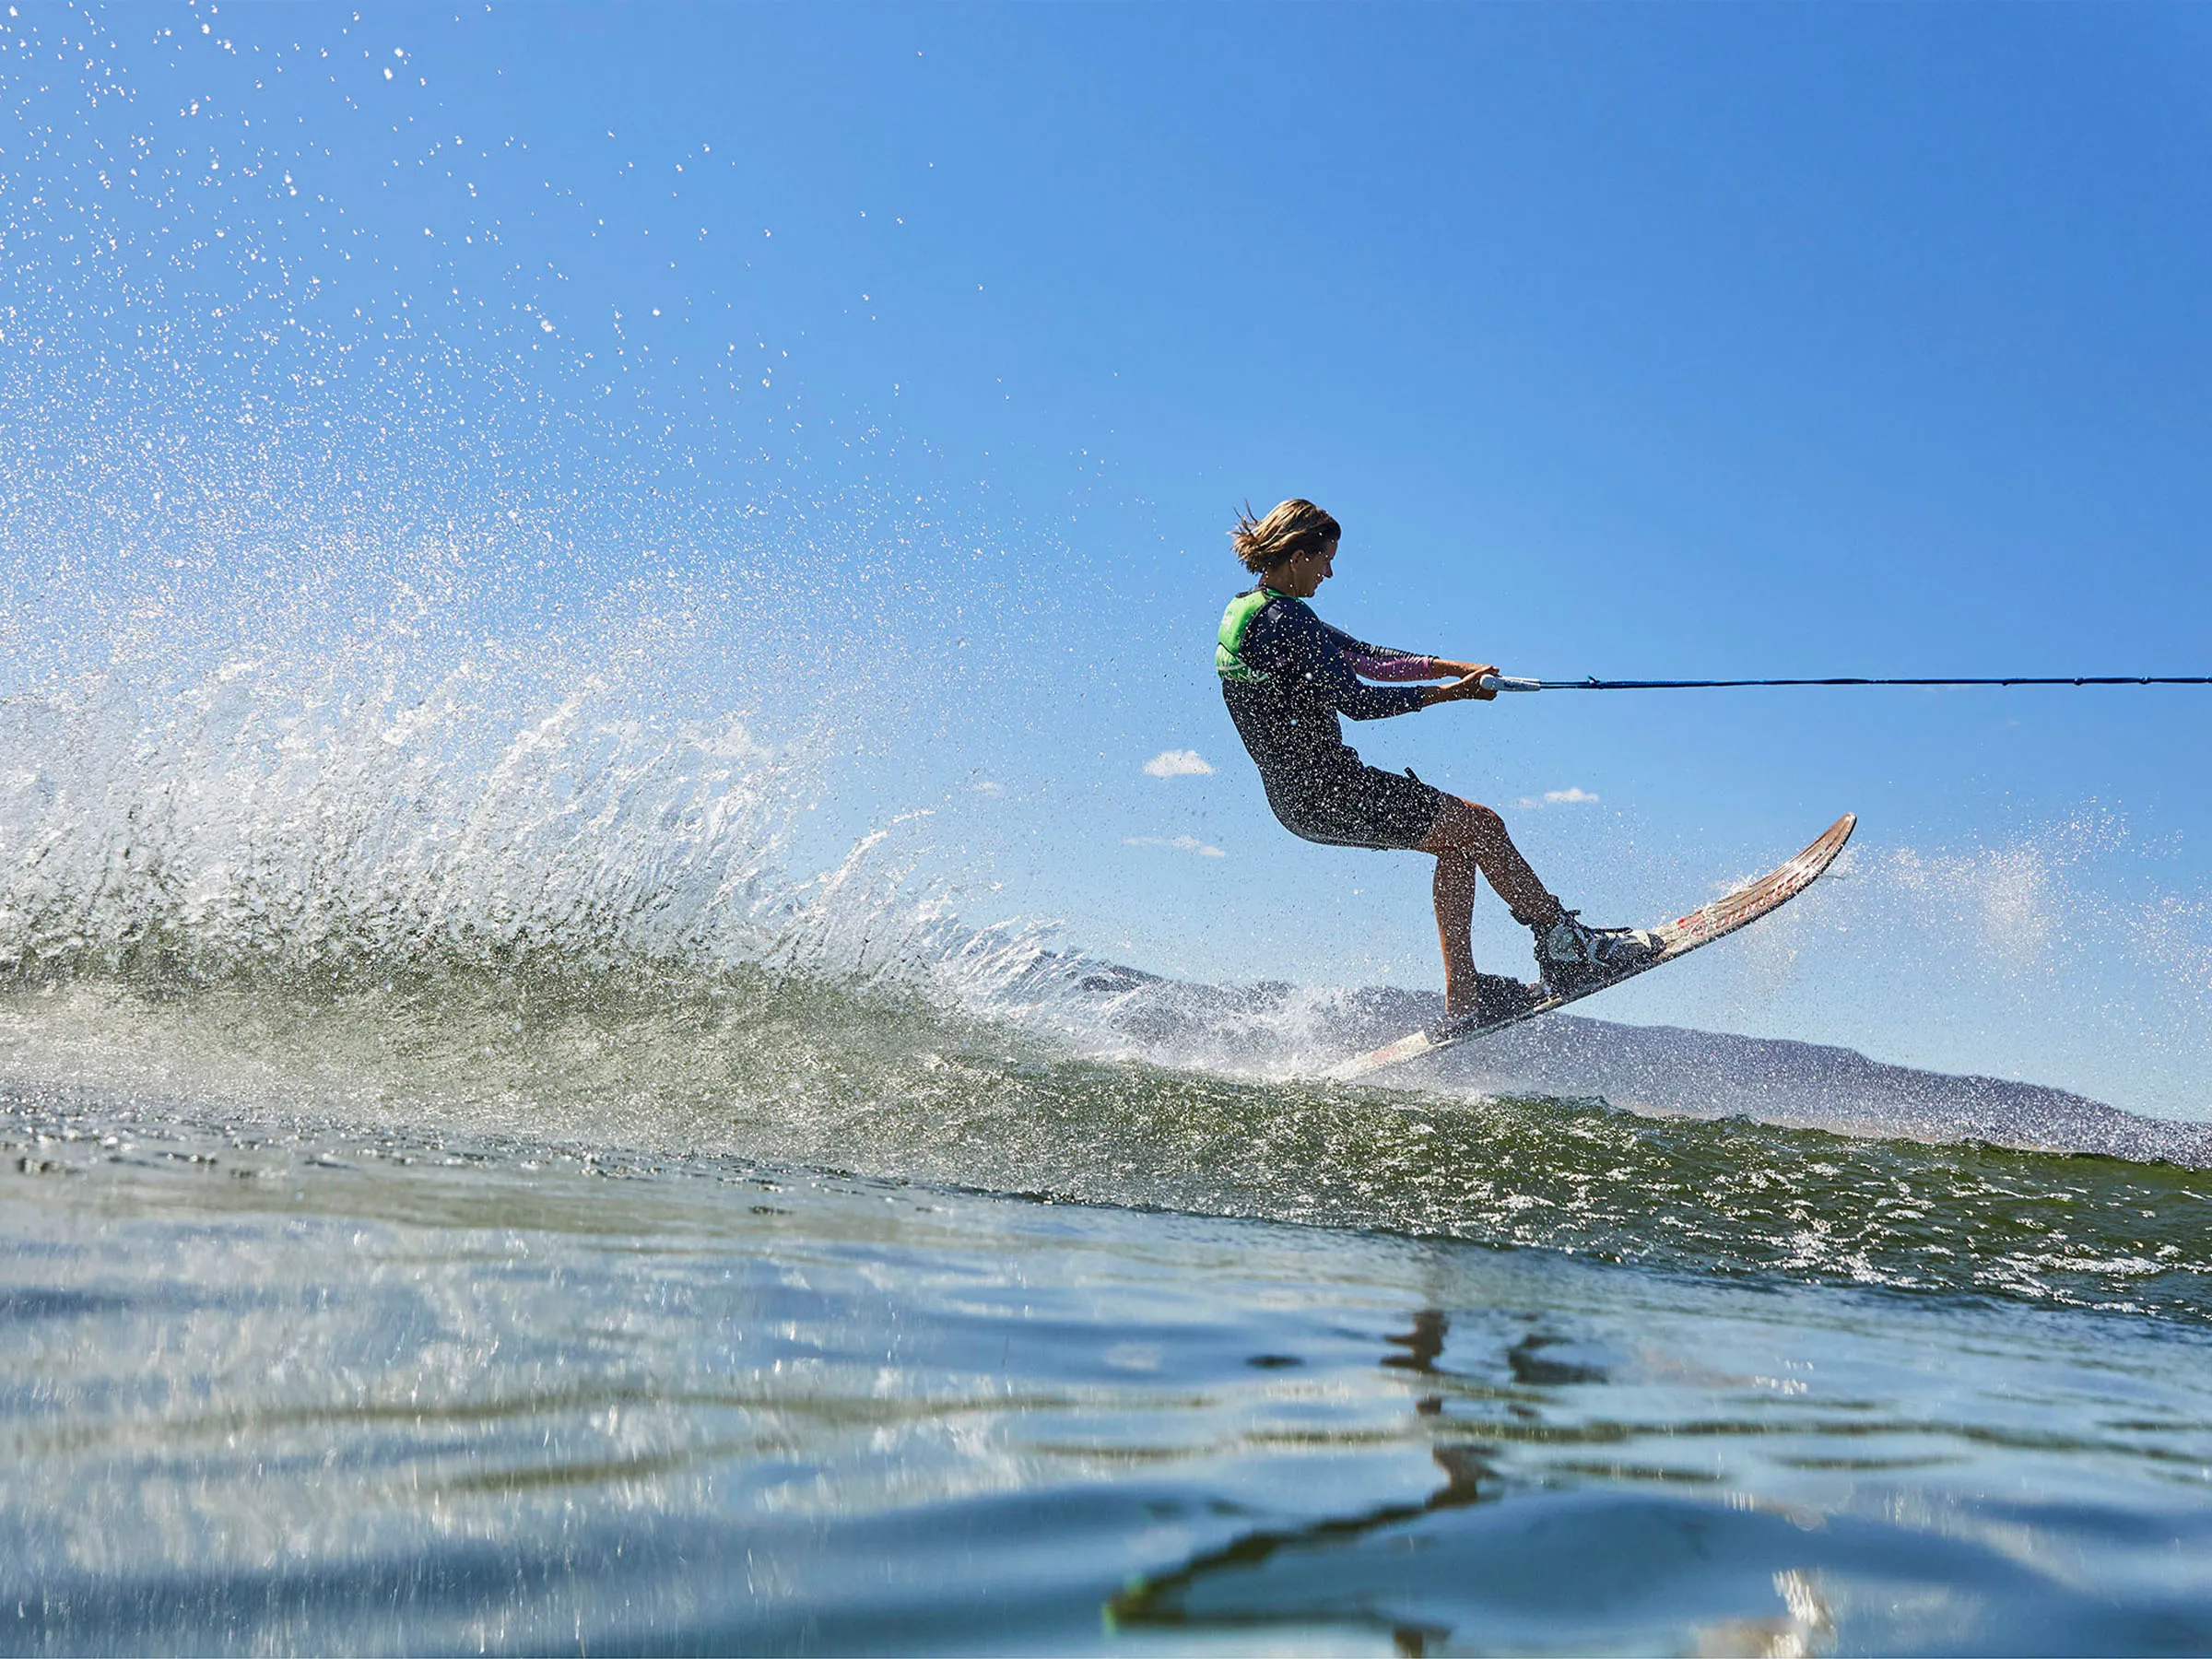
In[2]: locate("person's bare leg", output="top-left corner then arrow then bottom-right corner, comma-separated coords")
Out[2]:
1420,796 -> 1563,1016
1421,795 -> 1559,923
1430,844 -> 1481,1016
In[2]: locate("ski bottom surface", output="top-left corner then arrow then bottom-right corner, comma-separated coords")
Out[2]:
1323,812 -> 1856,1084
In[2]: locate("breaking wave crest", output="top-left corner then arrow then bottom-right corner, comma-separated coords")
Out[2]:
4,649 -> 2212,1330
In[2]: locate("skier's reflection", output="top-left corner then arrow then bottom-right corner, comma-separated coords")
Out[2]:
1382,1306 -> 1448,1373
1106,1304 -> 1500,1650
1390,1307 -> 1496,1504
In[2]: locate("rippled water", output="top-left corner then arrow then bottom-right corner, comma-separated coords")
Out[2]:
6,1084 -> 2210,1655
5,8 -> 2208,1646
2,641 -> 2209,1654
6,961 -> 2210,1322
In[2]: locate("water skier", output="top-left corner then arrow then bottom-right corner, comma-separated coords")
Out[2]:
1216,498 -> 1660,1024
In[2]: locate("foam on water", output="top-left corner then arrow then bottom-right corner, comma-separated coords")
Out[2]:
5,646 -> 2211,1325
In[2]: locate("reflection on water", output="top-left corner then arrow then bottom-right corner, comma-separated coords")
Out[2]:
1112,1321 -> 1504,1657
1112,1307 -> 2207,1656
1383,1309 -> 1452,1376
4,1090 -> 2211,1655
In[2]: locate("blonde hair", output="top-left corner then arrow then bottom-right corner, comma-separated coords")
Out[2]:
1230,499 -> 1340,574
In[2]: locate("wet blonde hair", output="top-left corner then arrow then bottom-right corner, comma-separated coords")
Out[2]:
1230,499 -> 1340,575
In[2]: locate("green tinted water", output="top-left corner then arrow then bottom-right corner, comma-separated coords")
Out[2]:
5,1085 -> 2209,1655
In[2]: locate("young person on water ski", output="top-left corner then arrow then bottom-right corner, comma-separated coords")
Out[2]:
1217,498 -> 1660,1025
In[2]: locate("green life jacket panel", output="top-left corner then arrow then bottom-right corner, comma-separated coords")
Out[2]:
1216,588 -> 1287,682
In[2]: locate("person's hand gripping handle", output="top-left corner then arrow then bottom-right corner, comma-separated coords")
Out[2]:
1424,664 -> 1508,706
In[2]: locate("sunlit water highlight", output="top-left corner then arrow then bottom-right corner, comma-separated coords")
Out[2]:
4,609 -> 2212,1654
5,6 -> 2210,1650
6,1088 -> 2212,1655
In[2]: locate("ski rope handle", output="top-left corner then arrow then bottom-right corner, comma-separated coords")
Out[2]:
1477,675 -> 2212,692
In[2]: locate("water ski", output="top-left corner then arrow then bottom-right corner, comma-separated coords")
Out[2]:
1325,812 -> 1856,1084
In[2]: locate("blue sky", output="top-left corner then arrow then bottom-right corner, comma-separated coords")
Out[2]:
4,3 -> 2209,1112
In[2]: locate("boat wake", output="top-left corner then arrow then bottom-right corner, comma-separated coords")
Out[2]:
3,658 -> 2209,1324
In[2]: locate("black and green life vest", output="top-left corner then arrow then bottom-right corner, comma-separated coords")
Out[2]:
1215,587 -> 1289,684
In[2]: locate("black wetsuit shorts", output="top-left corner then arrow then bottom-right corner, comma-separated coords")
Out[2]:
1265,759 -> 1444,851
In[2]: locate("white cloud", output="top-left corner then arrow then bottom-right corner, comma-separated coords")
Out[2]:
1126,834 -> 1226,858
1515,786 -> 1601,808
970,779 -> 1006,797
1144,748 -> 1215,779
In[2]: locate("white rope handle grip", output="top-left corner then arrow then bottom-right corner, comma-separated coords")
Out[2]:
1477,675 -> 1543,693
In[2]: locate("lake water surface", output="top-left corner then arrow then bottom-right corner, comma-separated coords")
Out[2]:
6,1068 -> 2209,1655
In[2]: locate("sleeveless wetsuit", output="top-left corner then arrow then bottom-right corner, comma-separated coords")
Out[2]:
1216,587 -> 1448,851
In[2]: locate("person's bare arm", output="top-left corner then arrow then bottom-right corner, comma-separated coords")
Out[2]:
1422,665 -> 1500,706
